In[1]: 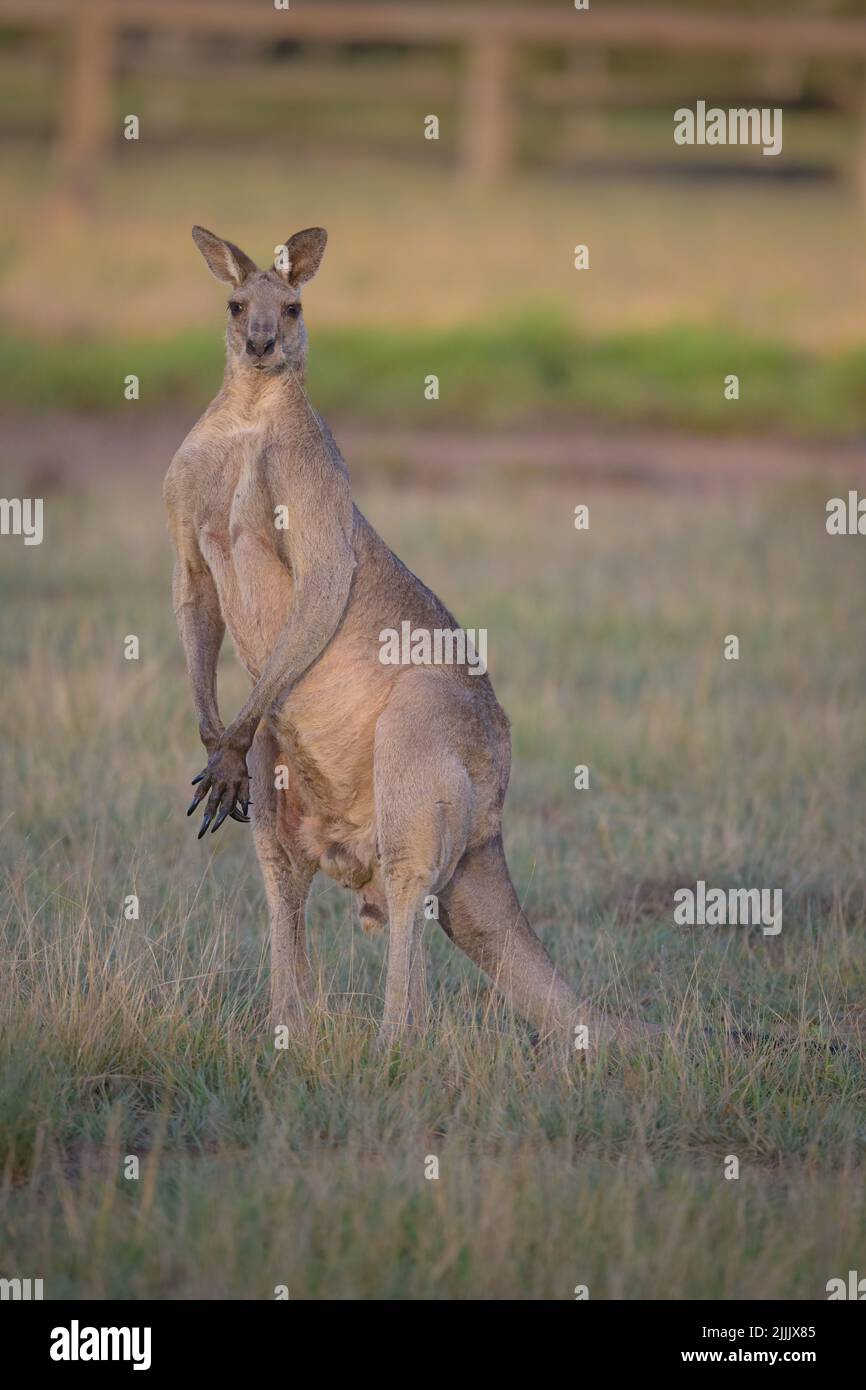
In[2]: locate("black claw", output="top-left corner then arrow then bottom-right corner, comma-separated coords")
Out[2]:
191,770 -> 207,785
229,808 -> 250,823
197,813 -> 212,839
211,805 -> 231,833
242,799 -> 250,816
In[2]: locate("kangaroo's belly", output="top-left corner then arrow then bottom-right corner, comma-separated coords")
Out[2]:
258,659 -> 388,895
268,625 -> 395,866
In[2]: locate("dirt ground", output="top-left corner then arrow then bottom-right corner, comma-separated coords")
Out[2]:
8,411 -> 866,496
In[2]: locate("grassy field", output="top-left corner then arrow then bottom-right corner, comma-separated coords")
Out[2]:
4,317 -> 866,438
3,146 -> 866,434
1,462 -> 865,1299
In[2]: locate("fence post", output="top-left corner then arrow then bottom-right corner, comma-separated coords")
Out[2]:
460,33 -> 513,183
58,0 -> 113,209
562,46 -> 608,160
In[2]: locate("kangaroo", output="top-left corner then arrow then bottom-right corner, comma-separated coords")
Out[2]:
164,225 -> 657,1049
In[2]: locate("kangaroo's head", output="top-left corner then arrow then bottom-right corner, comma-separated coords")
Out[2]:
192,225 -> 327,375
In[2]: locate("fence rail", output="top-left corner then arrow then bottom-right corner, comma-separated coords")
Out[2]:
3,1 -> 866,196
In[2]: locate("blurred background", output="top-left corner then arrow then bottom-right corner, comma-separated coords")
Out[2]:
3,0 -> 866,451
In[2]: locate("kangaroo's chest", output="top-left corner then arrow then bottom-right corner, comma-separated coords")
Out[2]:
198,436 -> 294,678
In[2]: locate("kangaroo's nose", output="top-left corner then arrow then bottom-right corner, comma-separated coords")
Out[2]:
246,334 -> 276,359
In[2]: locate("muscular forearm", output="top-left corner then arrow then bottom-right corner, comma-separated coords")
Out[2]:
225,555 -> 354,750
173,561 -> 225,750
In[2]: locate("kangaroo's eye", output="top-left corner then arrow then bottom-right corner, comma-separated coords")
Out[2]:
285,302 -> 301,318
228,301 -> 243,317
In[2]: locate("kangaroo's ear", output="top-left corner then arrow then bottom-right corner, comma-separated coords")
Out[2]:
192,226 -> 258,286
273,228 -> 328,287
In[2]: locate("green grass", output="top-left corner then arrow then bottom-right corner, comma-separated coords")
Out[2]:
3,316 -> 866,435
1,471 -> 865,1298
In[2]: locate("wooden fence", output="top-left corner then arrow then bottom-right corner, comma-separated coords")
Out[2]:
4,0 -> 866,197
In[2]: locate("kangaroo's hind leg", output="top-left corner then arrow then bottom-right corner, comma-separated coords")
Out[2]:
249,725 -> 317,1031
440,836 -> 662,1050
373,704 -> 473,1043
438,836 -> 581,1035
